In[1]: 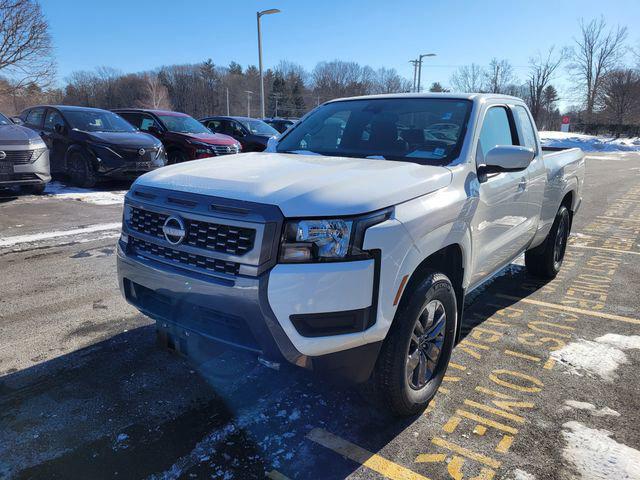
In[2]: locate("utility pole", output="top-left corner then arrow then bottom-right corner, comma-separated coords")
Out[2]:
416,53 -> 436,93
409,59 -> 419,92
245,90 -> 253,117
226,87 -> 230,115
257,9 -> 281,119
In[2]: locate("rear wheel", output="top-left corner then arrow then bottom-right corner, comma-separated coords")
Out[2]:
68,152 -> 97,188
168,150 -> 188,164
367,271 -> 457,416
525,205 -> 571,278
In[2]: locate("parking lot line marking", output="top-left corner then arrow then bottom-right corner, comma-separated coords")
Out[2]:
496,294 -> 640,325
431,437 -> 501,469
307,428 -> 431,480
449,362 -> 467,371
597,216 -> 640,223
495,435 -> 514,454
463,400 -> 526,423
457,409 -> 518,434
569,244 -> 640,255
267,470 -> 292,480
543,357 -> 556,370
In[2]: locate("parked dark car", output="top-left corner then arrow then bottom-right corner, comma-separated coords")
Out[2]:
262,117 -> 297,134
18,106 -> 166,187
199,116 -> 278,152
113,109 -> 241,164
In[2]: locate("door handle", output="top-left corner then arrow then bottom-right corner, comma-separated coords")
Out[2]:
517,178 -> 527,191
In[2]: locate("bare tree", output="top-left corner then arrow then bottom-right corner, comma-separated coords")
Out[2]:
140,73 -> 171,109
601,69 -> 639,125
526,47 -> 565,123
484,58 -> 516,94
568,17 -> 628,121
449,63 -> 485,93
0,0 -> 55,92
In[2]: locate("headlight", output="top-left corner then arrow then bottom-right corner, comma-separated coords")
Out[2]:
279,209 -> 392,263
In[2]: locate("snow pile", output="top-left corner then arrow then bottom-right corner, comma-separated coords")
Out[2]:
561,421 -> 640,479
539,131 -> 640,152
44,181 -> 127,205
551,334 -> 640,381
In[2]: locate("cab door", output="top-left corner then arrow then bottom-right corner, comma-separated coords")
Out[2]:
469,105 -> 533,288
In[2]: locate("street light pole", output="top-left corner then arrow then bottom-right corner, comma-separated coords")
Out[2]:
416,53 -> 436,93
409,59 -> 419,92
257,9 -> 281,119
245,90 -> 253,117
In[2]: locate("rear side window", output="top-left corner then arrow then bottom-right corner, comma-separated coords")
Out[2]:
25,107 -> 45,128
119,112 -> 142,129
513,105 -> 537,151
478,107 -> 514,158
43,109 -> 65,131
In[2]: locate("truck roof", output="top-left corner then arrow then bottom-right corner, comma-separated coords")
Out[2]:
326,92 -> 524,104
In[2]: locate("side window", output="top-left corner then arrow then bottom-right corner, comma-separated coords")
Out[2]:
207,120 -> 221,132
478,106 -> 515,158
513,105 -> 537,151
231,121 -> 246,136
43,109 -> 65,131
26,107 -> 45,128
139,114 -> 159,132
119,112 -> 142,129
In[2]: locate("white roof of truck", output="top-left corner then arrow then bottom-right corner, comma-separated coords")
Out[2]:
326,92 -> 523,103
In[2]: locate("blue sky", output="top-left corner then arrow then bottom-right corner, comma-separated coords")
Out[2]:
42,0 -> 639,106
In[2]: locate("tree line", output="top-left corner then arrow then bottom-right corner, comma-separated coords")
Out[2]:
0,2 -> 638,134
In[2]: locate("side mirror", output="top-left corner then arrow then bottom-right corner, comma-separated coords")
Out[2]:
10,116 -> 23,125
479,145 -> 534,176
54,123 -> 66,135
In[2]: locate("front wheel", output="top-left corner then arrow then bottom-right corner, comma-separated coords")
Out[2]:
525,205 -> 571,278
368,271 -> 457,416
68,152 -> 97,188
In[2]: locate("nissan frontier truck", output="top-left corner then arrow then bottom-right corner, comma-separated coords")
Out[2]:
117,93 -> 584,415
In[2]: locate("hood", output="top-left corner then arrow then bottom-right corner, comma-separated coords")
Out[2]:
177,132 -> 238,145
135,152 -> 452,217
0,124 -> 44,145
84,131 -> 160,147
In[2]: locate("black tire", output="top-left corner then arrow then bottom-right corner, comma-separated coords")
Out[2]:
68,152 -> 97,188
20,183 -> 46,195
168,150 -> 188,164
525,205 -> 571,279
367,271 -> 457,416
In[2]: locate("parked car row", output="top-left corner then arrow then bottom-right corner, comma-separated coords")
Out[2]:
0,105 -> 289,192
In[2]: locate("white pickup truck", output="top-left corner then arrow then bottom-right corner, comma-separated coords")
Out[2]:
117,93 -> 584,415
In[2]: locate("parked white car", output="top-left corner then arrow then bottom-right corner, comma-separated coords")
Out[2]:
117,93 -> 584,415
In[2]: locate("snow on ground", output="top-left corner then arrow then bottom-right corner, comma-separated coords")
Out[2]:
551,334 -> 640,381
563,400 -> 620,417
561,421 -> 640,479
508,469 -> 536,480
539,131 -> 640,152
43,181 -> 127,205
0,222 -> 121,248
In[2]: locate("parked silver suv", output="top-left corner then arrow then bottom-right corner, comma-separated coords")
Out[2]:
0,112 -> 50,194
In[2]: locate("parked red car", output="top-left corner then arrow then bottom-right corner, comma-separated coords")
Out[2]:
113,109 -> 241,164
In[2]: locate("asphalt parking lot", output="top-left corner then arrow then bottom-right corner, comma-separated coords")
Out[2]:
1,153 -> 639,480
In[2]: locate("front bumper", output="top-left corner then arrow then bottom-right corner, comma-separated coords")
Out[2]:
0,148 -> 51,187
117,241 -> 381,382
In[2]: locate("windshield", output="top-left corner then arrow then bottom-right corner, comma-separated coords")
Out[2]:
65,110 -> 137,133
158,114 -> 211,134
276,98 -> 472,164
0,113 -> 11,125
240,119 -> 278,136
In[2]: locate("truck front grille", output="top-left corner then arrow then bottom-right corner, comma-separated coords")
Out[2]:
129,206 -> 255,256
0,148 -> 46,164
129,237 -> 240,276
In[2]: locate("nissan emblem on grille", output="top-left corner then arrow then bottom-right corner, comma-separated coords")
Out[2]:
162,216 -> 186,245
0,151 -> 6,160
138,148 -> 146,156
